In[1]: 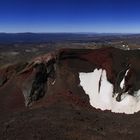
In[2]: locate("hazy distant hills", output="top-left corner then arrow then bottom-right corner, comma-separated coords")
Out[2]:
0,33 -> 139,44
0,33 -> 98,43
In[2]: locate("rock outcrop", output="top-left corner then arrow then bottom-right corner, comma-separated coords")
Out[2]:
0,47 -> 140,114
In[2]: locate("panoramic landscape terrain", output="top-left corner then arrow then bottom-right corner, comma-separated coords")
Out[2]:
1,0 -> 140,139
0,33 -> 140,139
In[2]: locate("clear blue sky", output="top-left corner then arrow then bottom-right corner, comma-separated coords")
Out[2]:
0,0 -> 140,33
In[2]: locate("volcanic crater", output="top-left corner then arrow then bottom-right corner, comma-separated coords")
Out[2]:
1,47 -> 140,139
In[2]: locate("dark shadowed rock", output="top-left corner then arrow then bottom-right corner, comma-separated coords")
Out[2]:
0,75 -> 7,86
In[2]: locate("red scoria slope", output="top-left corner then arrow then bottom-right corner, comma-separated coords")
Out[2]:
0,47 -> 140,140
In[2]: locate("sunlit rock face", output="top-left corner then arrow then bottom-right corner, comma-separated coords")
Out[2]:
79,69 -> 140,114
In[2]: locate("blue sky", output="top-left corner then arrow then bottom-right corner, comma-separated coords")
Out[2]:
0,0 -> 140,33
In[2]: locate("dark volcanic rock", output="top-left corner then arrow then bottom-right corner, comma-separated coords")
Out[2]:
0,75 -> 7,86
1,47 -> 140,139
1,47 -> 140,109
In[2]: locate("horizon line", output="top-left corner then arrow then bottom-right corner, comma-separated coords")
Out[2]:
0,32 -> 140,34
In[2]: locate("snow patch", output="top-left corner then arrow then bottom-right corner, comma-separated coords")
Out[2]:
79,69 -> 140,114
120,69 -> 129,89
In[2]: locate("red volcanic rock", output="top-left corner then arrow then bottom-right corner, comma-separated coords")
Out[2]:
0,47 -> 140,112
1,48 -> 140,139
79,48 -> 114,81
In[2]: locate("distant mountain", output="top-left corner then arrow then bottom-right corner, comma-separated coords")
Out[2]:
0,33 -> 97,43
0,32 -> 139,44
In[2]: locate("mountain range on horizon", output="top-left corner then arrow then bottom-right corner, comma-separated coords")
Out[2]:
0,33 -> 140,44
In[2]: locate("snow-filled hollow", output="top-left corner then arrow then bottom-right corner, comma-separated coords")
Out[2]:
79,69 -> 140,114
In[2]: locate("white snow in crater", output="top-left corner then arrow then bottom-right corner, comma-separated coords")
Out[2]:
79,69 -> 140,114
120,69 -> 129,89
